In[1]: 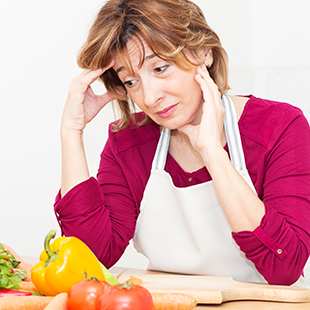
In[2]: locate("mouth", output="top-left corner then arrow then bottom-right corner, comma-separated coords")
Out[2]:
156,104 -> 179,118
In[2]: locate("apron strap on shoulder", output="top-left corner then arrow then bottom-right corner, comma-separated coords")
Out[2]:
222,93 -> 246,171
152,126 -> 171,170
152,94 -> 246,172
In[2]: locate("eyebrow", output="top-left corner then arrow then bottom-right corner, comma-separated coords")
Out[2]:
115,53 -> 157,74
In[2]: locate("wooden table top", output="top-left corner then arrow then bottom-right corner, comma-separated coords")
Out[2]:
196,301 -> 310,309
22,257 -> 310,309
110,267 -> 310,310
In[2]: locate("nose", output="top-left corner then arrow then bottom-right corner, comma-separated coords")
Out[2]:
142,77 -> 165,107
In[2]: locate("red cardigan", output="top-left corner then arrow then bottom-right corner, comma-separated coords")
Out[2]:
54,95 -> 310,285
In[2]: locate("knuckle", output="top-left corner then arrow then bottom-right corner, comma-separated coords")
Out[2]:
69,76 -> 80,88
69,79 -> 76,89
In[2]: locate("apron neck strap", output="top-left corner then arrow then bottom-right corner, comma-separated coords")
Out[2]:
222,93 -> 246,171
152,126 -> 171,170
152,93 -> 246,171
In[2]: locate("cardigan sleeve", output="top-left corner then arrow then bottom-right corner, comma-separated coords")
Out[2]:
233,107 -> 310,285
54,131 -> 138,268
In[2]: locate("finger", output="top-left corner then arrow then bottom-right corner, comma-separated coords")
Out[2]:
79,59 -> 115,78
95,83 -> 127,108
195,72 -> 214,104
116,85 -> 127,95
96,92 -> 116,108
79,68 -> 104,87
75,59 -> 116,92
196,65 -> 221,104
197,65 -> 218,93
80,68 -> 104,84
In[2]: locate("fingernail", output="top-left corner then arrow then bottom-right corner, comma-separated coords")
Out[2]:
116,85 -> 127,95
196,66 -> 203,73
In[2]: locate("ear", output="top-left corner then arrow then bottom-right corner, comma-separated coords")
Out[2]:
204,49 -> 213,68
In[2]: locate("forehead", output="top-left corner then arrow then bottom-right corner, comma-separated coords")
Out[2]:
113,37 -> 155,73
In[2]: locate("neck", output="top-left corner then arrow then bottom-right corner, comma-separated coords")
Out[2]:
171,128 -> 195,150
175,129 -> 190,141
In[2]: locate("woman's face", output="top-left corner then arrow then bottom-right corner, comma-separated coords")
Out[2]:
113,38 -> 210,130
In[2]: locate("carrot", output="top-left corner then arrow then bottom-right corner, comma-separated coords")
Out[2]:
19,280 -> 41,292
129,275 -> 144,285
0,296 -> 53,310
1,243 -> 33,281
44,293 -> 68,310
151,292 -> 197,310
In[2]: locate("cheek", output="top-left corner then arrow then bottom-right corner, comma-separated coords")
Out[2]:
182,79 -> 203,103
193,86 -> 204,101
127,91 -> 147,111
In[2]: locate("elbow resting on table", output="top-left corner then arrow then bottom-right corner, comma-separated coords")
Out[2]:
260,252 -> 309,286
265,270 -> 302,286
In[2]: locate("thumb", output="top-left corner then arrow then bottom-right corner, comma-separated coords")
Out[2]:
96,91 -> 116,109
97,85 -> 127,108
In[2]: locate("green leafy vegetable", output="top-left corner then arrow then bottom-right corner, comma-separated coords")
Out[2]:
13,268 -> 27,279
0,242 -> 27,290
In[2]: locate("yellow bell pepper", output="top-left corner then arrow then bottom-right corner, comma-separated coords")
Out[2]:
39,235 -> 67,262
31,230 -> 107,296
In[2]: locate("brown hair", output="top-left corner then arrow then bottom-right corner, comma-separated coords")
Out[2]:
77,0 -> 229,130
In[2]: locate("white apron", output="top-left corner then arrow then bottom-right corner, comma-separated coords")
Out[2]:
133,94 -> 308,285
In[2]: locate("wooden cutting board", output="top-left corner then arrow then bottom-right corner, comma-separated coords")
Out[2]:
114,271 -> 310,304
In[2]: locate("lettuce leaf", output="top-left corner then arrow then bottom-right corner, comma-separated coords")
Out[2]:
0,243 -> 26,289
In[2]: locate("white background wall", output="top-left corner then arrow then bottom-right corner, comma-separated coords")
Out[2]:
1,1 -> 310,266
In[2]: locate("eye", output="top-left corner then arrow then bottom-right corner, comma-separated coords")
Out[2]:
154,65 -> 169,73
123,79 -> 137,88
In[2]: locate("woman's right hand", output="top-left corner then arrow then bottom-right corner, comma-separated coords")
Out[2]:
61,60 -> 116,134
60,61 -> 118,196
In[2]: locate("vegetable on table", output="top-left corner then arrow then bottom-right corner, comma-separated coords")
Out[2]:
39,235 -> 117,286
40,237 -> 117,285
0,295 -> 53,310
31,229 -> 107,296
0,243 -> 33,282
0,288 -> 32,297
19,280 -> 41,292
98,261 -> 118,286
97,280 -> 154,310
44,293 -> 68,310
0,243 -> 27,290
129,275 -> 144,286
128,275 -> 197,310
67,276 -> 111,310
151,292 -> 197,310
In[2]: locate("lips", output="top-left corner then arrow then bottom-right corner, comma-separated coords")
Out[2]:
156,104 -> 179,118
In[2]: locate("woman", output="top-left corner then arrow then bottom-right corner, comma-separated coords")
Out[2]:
55,0 -> 310,286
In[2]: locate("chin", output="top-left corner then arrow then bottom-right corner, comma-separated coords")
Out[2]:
151,114 -> 191,130
160,121 -> 186,131
167,116 -> 194,130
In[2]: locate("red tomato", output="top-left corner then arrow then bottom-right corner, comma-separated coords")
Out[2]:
97,284 -> 153,310
67,280 -> 111,310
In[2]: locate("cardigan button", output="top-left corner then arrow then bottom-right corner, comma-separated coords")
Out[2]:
189,177 -> 193,182
277,249 -> 282,255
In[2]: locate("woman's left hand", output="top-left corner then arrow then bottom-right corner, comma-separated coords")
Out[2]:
180,65 -> 265,233
179,64 -> 226,163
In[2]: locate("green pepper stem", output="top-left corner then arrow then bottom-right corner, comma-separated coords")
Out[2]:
44,230 -> 57,266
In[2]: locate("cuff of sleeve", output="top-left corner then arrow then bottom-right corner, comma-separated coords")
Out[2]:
253,226 -> 288,259
232,206 -> 289,259
54,177 -> 105,219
